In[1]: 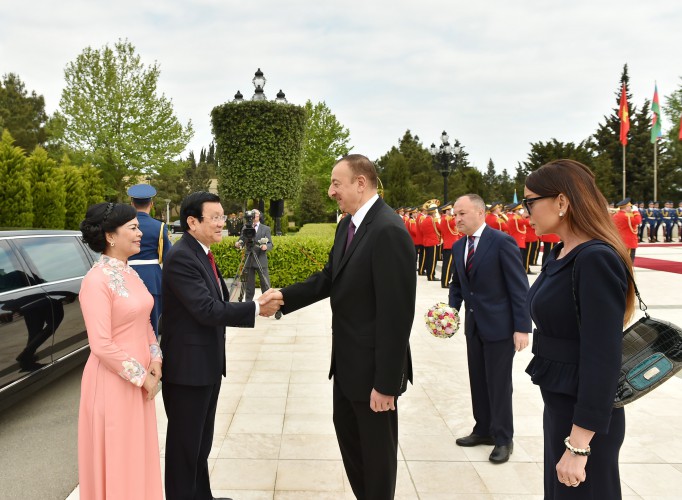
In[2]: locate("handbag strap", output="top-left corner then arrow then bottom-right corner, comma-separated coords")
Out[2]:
570,241 -> 649,328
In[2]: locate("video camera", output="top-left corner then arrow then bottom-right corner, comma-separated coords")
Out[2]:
239,210 -> 257,250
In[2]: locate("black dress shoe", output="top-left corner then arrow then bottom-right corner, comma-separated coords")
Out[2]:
455,433 -> 495,447
489,443 -> 513,463
213,497 -> 233,500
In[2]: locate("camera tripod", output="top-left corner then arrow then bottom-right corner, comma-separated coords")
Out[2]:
229,245 -> 282,319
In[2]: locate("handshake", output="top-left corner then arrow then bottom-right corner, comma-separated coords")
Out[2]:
257,288 -> 285,317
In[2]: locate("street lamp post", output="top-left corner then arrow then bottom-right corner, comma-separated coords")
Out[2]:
231,68 -> 289,235
429,131 -> 461,203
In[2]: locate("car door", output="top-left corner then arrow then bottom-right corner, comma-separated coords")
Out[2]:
0,240 -> 53,390
12,235 -> 93,367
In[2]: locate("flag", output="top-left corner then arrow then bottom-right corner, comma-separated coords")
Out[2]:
618,83 -> 629,145
679,116 -> 682,141
651,83 -> 663,144
513,189 -> 518,204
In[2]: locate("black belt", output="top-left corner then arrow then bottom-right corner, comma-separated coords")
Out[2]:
532,329 -> 579,364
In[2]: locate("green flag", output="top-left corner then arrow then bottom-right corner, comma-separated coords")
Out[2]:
651,83 -> 663,144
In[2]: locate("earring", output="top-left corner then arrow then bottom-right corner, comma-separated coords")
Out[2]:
559,211 -> 564,217
110,241 -> 115,247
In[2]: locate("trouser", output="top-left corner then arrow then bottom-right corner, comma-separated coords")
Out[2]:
441,248 -> 453,288
466,330 -> 515,445
416,245 -> 425,273
163,381 -> 221,500
424,245 -> 437,280
245,266 -> 270,301
333,382 -> 399,500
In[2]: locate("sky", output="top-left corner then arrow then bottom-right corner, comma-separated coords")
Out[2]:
2,0 -> 681,175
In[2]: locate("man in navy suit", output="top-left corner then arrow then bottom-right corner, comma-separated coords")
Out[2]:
449,194 -> 531,464
264,154 -> 416,499
160,192 -> 282,500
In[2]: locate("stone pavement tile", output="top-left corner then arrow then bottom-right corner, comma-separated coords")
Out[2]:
275,459 -> 345,492
620,463 -> 682,497
242,382 -> 289,398
279,434 -> 340,460
236,396 -> 287,414
285,395 -> 333,415
248,370 -> 291,383
407,461 -> 489,494
473,461 -> 544,495
399,432 -> 468,461
229,412 -> 284,435
282,413 -> 336,435
217,433 -> 281,459
211,458 -> 278,490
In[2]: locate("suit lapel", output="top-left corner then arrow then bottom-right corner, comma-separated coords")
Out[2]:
468,227 -> 493,279
185,234 -> 223,297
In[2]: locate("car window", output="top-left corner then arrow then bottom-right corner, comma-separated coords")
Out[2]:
16,236 -> 92,283
0,243 -> 28,293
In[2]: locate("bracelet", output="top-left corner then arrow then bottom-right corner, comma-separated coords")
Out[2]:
564,437 -> 591,456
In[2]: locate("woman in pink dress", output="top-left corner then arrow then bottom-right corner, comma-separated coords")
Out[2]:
78,202 -> 163,500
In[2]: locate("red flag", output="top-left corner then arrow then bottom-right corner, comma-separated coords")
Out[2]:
679,116 -> 682,141
618,83 -> 629,145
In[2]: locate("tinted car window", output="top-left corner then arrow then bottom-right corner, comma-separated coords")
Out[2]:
0,243 -> 28,293
16,237 -> 91,282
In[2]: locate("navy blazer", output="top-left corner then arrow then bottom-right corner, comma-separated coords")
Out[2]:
160,233 -> 255,386
449,225 -> 531,341
280,198 -> 417,401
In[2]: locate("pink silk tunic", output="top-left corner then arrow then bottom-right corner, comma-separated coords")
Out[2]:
78,256 -> 163,500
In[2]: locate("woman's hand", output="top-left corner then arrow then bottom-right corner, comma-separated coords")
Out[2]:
142,369 -> 161,400
556,449 -> 588,488
149,361 -> 162,381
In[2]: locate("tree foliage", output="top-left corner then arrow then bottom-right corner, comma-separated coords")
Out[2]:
0,73 -> 48,153
28,147 -> 66,229
0,130 -> 33,227
211,100 -> 306,201
58,39 -> 193,200
60,158 -> 87,230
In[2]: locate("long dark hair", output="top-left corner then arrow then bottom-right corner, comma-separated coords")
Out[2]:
525,159 -> 635,324
80,202 -> 137,253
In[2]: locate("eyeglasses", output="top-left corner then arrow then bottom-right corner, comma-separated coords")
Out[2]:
200,215 -> 228,223
522,195 -> 555,215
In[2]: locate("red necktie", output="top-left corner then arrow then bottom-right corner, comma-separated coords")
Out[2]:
207,250 -> 221,286
466,236 -> 476,275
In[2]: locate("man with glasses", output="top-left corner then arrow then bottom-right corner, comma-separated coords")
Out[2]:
235,209 -> 273,301
160,192 -> 283,500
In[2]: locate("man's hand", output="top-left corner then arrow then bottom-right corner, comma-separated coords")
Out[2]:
258,288 -> 284,317
370,388 -> 395,412
513,332 -> 529,352
260,244 -> 267,251
235,240 -> 243,249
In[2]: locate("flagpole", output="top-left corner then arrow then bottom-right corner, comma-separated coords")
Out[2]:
653,141 -> 658,201
622,144 -> 626,199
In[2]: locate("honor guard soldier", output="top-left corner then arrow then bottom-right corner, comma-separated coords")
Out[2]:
421,202 -> 441,281
644,201 -> 656,242
226,213 -> 240,236
637,201 -> 647,242
414,206 -> 426,274
505,202 -> 530,268
485,202 -> 508,232
438,202 -> 462,288
653,201 -> 663,241
524,217 -> 539,273
661,201 -> 675,242
127,183 -> 172,337
677,201 -> 682,242
612,197 -> 642,261
406,208 -> 420,270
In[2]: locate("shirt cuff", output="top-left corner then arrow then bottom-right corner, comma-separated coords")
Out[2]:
254,300 -> 260,318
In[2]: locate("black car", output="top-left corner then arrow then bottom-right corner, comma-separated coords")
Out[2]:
0,230 -> 97,411
169,220 -> 183,234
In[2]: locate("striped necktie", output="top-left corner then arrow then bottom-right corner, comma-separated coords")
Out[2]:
466,236 -> 476,276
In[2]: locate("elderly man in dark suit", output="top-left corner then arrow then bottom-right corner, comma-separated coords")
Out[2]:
264,154 -> 416,499
449,193 -> 531,464
160,191 -> 282,500
235,208 -> 273,301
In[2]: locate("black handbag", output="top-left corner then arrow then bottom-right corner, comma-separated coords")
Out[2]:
572,246 -> 682,407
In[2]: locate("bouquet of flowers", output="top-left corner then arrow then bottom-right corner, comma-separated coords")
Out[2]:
258,237 -> 269,245
424,302 -> 460,339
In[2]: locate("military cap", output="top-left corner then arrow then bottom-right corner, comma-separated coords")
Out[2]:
505,202 -> 521,211
616,197 -> 631,207
426,202 -> 439,212
127,183 -> 157,201
439,203 -> 453,211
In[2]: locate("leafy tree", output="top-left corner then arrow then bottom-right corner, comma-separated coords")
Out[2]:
79,163 -> 106,208
0,130 -> 33,227
297,178 -> 329,225
154,159 -> 188,221
185,147 -> 215,194
28,146 -> 66,229
481,159 -> 500,201
58,39 -> 194,200
211,100 -> 306,201
382,152 -> 413,207
0,73 -> 48,153
60,157 -> 87,230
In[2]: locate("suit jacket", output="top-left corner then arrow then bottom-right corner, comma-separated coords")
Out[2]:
280,198 -> 417,401
243,223 -> 272,269
160,233 -> 256,386
449,225 -> 531,341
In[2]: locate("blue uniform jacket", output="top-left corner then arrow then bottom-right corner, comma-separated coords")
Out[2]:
131,212 -> 171,295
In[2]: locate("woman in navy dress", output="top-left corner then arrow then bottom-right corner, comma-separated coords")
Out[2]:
523,159 -> 636,498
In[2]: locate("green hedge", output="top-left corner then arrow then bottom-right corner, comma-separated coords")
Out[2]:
211,223 -> 337,287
